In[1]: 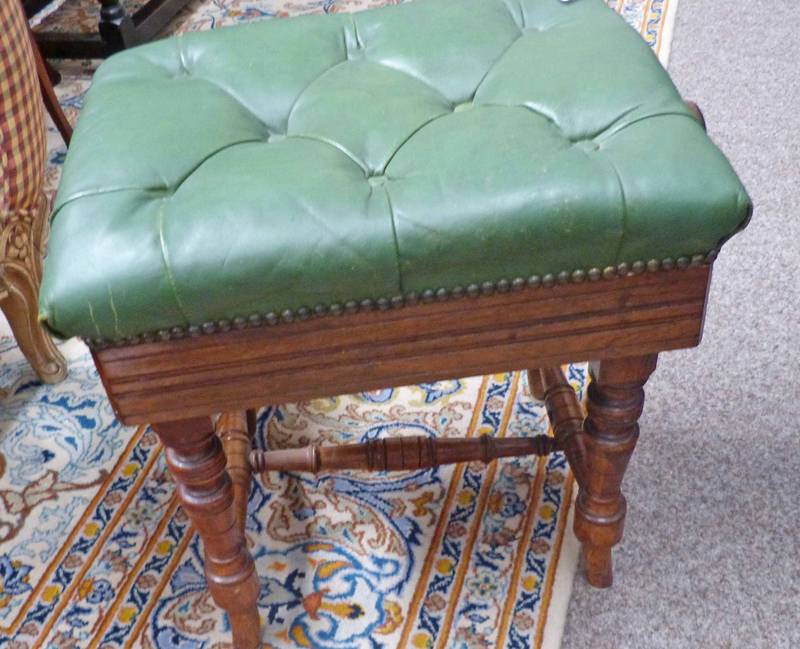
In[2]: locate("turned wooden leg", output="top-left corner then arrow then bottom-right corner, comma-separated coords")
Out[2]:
98,0 -> 137,52
0,263 -> 66,384
154,417 -> 261,649
573,354 -> 658,588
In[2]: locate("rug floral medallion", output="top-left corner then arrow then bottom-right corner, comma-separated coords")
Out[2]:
3,1 -> 676,647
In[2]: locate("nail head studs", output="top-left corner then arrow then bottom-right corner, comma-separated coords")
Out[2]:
86,253 -> 716,349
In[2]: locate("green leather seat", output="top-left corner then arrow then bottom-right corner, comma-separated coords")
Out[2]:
39,0 -> 750,344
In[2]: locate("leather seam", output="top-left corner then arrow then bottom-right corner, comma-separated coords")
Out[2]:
284,133 -> 368,175
188,76 -> 273,134
476,101 -> 561,132
52,186 -> 170,219
602,155 -> 629,266
175,37 -> 274,135
170,138 -> 266,195
471,25 -> 526,100
500,0 -> 525,30
381,184 -> 405,295
381,108 -> 453,174
596,110 -> 697,142
156,199 -> 191,324
53,137 -> 266,215
358,59 -> 454,107
284,58 -> 350,131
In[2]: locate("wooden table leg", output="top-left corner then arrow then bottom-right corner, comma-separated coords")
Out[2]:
573,354 -> 658,588
154,417 -> 261,649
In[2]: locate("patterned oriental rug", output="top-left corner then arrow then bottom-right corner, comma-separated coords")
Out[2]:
3,1 -> 678,647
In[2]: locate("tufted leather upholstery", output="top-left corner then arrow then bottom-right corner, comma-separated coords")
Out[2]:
39,0 -> 751,342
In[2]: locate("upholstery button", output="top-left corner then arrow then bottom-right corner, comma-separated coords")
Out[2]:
346,37 -> 366,61
267,133 -> 286,143
453,101 -> 474,113
368,175 -> 387,187
575,139 -> 600,153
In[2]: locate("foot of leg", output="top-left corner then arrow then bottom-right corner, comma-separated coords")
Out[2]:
1,263 -> 67,384
573,354 -> 658,588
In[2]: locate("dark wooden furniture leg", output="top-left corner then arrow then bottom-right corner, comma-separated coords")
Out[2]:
26,21 -> 72,145
98,0 -> 137,51
28,0 -> 194,59
573,354 -> 658,587
153,417 -> 261,649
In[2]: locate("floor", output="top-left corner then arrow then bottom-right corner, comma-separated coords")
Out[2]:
563,1 -> 800,647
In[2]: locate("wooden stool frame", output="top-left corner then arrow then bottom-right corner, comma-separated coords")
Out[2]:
90,261 -> 714,648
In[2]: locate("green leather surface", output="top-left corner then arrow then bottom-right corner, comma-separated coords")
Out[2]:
40,0 -> 751,341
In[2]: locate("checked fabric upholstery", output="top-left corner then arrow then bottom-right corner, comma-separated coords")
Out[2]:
0,0 -> 47,219
0,0 -> 66,384
39,0 -> 751,342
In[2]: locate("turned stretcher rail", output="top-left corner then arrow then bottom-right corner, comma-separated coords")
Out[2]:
249,434 -> 558,475
244,367 -> 584,482
531,366 -> 588,487
246,366 -> 588,478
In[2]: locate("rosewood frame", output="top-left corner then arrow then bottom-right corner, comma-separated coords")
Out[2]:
90,264 -> 713,648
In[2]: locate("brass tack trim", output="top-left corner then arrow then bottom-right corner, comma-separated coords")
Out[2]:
85,252 -> 718,349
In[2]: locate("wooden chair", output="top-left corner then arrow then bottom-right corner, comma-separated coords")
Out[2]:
0,0 -> 67,383
38,1 -> 752,645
